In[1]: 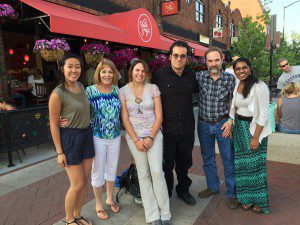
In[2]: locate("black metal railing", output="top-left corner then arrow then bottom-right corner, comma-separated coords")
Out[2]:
0,106 -> 52,167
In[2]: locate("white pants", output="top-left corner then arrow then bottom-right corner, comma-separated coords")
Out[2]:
126,131 -> 171,223
91,136 -> 121,187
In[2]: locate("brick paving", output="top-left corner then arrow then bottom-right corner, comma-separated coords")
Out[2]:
0,137 -> 299,225
194,161 -> 300,225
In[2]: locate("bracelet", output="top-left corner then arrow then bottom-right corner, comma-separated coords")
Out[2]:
227,118 -> 234,124
57,152 -> 64,156
134,139 -> 139,143
147,136 -> 154,141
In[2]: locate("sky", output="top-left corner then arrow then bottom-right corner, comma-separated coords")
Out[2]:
268,0 -> 300,40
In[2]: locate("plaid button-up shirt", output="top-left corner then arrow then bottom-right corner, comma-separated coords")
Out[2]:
196,70 -> 235,122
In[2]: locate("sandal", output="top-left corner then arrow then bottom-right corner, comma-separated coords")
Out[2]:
106,202 -> 120,213
75,216 -> 92,225
252,205 -> 263,214
64,219 -> 79,225
96,209 -> 109,220
241,204 -> 254,211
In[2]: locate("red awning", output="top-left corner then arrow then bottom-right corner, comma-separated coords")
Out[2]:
21,0 -> 172,51
163,35 -> 207,56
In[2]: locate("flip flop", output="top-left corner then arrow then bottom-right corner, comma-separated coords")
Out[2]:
64,219 -> 79,225
75,216 -> 92,225
252,205 -> 263,214
96,209 -> 109,220
106,202 -> 120,213
241,204 -> 254,211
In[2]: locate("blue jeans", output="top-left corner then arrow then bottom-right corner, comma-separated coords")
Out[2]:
277,124 -> 300,134
198,118 -> 235,197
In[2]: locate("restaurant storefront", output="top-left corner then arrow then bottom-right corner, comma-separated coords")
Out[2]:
0,0 -> 208,166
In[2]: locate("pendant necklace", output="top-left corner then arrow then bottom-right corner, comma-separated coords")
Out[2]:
132,82 -> 144,114
132,82 -> 144,104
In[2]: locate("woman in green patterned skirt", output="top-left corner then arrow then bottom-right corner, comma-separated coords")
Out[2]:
229,57 -> 272,214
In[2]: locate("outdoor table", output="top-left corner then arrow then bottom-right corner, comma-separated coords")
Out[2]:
0,106 -> 52,167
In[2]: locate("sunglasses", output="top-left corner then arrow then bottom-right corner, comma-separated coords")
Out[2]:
172,54 -> 187,59
279,63 -> 289,68
234,66 -> 249,72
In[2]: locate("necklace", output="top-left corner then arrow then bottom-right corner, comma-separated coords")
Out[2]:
132,82 -> 144,104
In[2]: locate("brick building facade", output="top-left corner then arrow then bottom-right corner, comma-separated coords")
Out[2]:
45,0 -> 243,52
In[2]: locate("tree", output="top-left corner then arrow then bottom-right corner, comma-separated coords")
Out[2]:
231,16 -> 269,80
230,16 -> 298,81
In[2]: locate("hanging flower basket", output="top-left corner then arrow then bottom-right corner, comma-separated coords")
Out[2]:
109,48 -> 137,69
0,4 -> 18,22
84,52 -> 105,65
34,38 -> 70,62
80,43 -> 110,66
40,49 -> 65,62
148,53 -> 170,72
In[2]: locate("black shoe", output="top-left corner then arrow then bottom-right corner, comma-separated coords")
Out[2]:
177,192 -> 196,206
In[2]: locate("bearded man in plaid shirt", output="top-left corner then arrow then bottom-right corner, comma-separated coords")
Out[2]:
196,47 -> 238,209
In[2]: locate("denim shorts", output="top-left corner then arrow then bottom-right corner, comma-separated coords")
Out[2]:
60,127 -> 95,165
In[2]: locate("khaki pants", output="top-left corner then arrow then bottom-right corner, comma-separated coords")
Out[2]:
126,130 -> 171,223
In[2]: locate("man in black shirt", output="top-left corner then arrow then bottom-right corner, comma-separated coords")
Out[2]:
152,41 -> 199,206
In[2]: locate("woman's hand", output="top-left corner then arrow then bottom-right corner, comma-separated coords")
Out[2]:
59,117 -> 68,127
250,137 -> 259,150
221,121 -> 232,137
135,140 -> 147,152
143,137 -> 153,150
57,153 -> 67,167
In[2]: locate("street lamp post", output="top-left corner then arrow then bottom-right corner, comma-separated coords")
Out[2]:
283,0 -> 300,40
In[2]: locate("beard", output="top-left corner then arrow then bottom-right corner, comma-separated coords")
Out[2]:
208,64 -> 222,75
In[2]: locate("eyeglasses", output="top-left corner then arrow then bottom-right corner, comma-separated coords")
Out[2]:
172,54 -> 187,60
234,66 -> 249,72
279,63 -> 289,68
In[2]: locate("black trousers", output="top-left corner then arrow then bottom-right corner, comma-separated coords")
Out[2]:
163,133 -> 195,196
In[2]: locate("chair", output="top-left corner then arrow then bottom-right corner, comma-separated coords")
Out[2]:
34,83 -> 48,105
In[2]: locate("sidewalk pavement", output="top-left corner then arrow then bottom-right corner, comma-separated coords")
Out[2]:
0,137 -> 300,225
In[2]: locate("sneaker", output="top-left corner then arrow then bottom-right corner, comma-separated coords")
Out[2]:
161,220 -> 171,225
227,197 -> 239,209
198,189 -> 220,198
151,219 -> 162,225
134,197 -> 143,205
177,192 -> 196,206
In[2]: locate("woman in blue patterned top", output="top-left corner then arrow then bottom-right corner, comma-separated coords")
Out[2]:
85,58 -> 121,220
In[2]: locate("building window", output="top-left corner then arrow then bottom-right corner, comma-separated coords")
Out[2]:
216,11 -> 222,27
230,22 -> 235,37
196,0 -> 204,23
186,0 -> 191,4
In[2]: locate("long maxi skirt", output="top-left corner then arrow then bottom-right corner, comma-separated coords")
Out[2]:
232,118 -> 269,214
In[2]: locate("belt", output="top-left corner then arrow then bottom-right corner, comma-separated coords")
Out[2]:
199,114 -> 229,124
236,114 -> 253,122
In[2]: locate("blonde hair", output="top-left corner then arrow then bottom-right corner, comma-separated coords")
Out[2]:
280,82 -> 300,97
94,58 -> 119,85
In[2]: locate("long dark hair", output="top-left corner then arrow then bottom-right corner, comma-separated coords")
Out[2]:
233,57 -> 258,98
58,53 -> 83,90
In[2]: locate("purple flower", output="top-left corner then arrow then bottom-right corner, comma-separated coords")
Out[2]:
0,4 -> 18,19
33,38 -> 70,51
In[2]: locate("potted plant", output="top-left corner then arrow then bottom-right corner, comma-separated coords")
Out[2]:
0,4 -> 18,21
80,43 -> 110,66
109,48 -> 137,69
34,38 -> 70,62
148,53 -> 170,72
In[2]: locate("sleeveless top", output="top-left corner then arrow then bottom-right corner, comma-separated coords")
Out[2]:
280,96 -> 300,130
53,82 -> 90,129
86,85 -> 121,139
